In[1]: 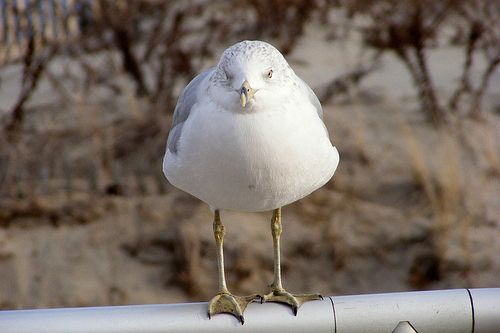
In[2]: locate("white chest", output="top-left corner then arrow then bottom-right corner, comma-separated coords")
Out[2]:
164,103 -> 339,211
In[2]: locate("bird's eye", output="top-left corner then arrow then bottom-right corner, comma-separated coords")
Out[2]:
268,69 -> 273,78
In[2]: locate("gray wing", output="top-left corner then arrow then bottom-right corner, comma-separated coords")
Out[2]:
167,68 -> 215,154
297,76 -> 332,136
297,77 -> 323,119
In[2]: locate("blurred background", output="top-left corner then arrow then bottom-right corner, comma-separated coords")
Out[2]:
0,0 -> 499,310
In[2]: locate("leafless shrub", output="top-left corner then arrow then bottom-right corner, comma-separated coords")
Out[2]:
316,58 -> 381,105
0,0 -> 321,217
1,0 -> 497,229
0,0 -> 80,131
344,0 -> 452,126
332,0 -> 500,126
246,0 -> 319,54
4,41 -> 57,131
84,0 -> 321,113
448,0 -> 500,119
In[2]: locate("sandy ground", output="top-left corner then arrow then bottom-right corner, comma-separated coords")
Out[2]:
1,23 -> 500,311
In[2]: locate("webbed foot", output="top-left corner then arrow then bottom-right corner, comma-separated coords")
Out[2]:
208,292 -> 261,324
261,288 -> 323,315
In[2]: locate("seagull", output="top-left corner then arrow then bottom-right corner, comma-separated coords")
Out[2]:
163,40 -> 339,324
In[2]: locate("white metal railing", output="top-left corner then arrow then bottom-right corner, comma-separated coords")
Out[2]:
0,288 -> 499,333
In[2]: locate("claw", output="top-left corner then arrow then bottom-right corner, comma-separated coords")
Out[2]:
208,293 -> 260,324
261,289 -> 323,315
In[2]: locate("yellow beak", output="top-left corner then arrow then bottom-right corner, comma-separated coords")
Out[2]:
240,81 -> 258,107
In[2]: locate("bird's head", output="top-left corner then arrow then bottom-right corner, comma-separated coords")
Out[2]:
210,41 -> 296,112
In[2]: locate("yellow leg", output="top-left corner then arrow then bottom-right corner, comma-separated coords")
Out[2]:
261,208 -> 323,315
207,210 -> 260,324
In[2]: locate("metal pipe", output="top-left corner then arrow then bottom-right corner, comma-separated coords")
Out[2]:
333,288 -> 473,333
0,288 -> 498,333
469,288 -> 500,332
0,297 -> 334,333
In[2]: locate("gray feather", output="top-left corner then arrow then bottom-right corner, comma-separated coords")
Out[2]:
297,77 -> 323,119
167,68 -> 215,154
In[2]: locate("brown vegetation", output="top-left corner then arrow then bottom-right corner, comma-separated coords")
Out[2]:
0,0 -> 499,310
